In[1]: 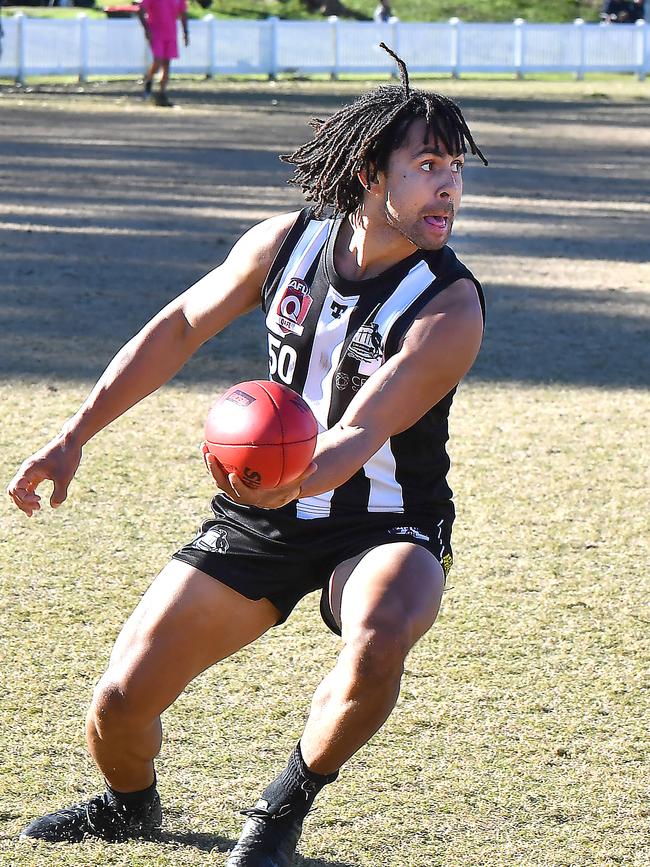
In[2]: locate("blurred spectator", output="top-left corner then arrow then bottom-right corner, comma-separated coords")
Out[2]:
630,0 -> 645,20
373,0 -> 395,22
138,0 -> 189,107
601,0 -> 644,21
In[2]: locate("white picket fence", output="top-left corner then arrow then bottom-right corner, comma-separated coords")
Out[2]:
0,14 -> 648,82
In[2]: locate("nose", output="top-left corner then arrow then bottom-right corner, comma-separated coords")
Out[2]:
439,172 -> 459,199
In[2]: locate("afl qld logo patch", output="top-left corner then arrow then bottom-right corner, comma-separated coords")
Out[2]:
274,277 -> 313,336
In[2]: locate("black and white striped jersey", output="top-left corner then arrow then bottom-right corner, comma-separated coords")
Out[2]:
261,208 -> 485,522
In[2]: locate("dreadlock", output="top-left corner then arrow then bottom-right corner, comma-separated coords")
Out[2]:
281,43 -> 487,217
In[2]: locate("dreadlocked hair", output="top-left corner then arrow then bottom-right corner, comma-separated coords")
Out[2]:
281,42 -> 487,217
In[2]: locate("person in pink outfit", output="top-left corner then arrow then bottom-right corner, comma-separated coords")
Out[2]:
138,0 -> 189,107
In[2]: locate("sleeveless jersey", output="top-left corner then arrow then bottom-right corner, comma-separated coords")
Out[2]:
261,208 -> 485,522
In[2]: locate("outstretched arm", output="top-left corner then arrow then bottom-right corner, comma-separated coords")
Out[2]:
7,211 -> 300,516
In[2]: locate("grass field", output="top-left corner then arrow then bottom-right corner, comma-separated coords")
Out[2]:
0,78 -> 649,867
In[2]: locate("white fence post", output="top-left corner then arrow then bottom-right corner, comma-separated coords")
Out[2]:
449,17 -> 460,79
7,17 -> 650,82
574,18 -> 585,81
328,16 -> 338,80
78,13 -> 89,83
16,13 -> 25,85
513,17 -> 525,80
268,16 -> 279,80
204,14 -> 216,78
636,19 -> 647,81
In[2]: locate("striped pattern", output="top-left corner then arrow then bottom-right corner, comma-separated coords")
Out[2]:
261,209 -> 483,521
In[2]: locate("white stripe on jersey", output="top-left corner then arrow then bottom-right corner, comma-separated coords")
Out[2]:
265,219 -> 330,337
365,259 -> 433,512
297,258 -> 436,519
296,286 -> 358,520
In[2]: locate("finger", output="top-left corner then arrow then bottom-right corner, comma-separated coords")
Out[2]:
227,472 -> 248,499
204,451 -> 235,493
50,478 -> 69,509
8,486 -> 41,516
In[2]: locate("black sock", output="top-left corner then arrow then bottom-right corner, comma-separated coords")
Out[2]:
106,775 -> 157,810
258,742 -> 338,819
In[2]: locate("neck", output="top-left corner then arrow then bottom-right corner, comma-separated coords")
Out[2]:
334,210 -> 418,281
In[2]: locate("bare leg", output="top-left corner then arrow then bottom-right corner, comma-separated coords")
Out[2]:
86,559 -> 279,792
144,58 -> 161,89
159,60 -> 170,93
300,543 -> 445,775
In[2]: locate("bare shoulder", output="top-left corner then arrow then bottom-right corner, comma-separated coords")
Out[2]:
227,210 -> 303,277
401,277 -> 484,354
425,277 -> 483,320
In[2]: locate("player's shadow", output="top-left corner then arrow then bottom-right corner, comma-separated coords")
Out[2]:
159,829 -> 233,851
159,830 -> 355,865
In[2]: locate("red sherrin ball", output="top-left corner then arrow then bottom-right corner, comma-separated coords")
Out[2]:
204,380 -> 318,490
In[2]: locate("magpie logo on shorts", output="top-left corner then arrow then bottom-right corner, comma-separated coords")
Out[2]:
194,526 -> 230,554
274,277 -> 313,336
389,526 -> 430,542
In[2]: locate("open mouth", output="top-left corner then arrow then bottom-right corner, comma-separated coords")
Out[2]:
423,215 -> 449,229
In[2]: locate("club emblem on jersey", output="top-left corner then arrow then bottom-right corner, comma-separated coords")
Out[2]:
347,322 -> 383,363
274,277 -> 313,336
194,526 -> 230,554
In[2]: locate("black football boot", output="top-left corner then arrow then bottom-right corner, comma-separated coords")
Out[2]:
226,743 -> 337,867
19,789 -> 162,843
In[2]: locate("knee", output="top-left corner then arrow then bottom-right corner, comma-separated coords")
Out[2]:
88,676 -> 151,738
343,612 -> 413,687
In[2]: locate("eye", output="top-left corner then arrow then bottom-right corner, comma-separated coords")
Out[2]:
451,160 -> 464,173
421,161 -> 433,173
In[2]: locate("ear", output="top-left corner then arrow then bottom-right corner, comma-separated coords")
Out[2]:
357,168 -> 371,193
358,165 -> 378,193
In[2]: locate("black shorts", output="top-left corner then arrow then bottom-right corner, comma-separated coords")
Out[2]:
173,494 -> 454,636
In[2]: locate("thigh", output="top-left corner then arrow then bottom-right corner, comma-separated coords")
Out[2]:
332,543 -> 445,647
103,559 -> 280,717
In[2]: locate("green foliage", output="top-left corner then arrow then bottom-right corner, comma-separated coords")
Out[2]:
2,0 -> 605,23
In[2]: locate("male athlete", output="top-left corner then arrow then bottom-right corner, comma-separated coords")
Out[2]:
8,46 -> 487,866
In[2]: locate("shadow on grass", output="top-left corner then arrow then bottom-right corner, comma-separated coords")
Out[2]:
159,830 -> 356,865
160,829 -> 235,851
0,89 -> 648,391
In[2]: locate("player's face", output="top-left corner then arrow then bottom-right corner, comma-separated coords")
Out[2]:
374,119 -> 464,251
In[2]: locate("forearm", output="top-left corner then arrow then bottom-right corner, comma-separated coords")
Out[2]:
60,309 -> 198,446
300,422 -> 382,499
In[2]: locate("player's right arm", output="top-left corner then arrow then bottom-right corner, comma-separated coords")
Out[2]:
7,211 -> 300,517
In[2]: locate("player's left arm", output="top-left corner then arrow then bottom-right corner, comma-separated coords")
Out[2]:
219,278 -> 483,508
301,276 -> 484,497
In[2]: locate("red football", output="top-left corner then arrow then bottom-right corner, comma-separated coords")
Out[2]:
204,381 -> 318,490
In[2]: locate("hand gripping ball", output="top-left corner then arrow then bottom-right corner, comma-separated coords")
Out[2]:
204,380 -> 318,490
